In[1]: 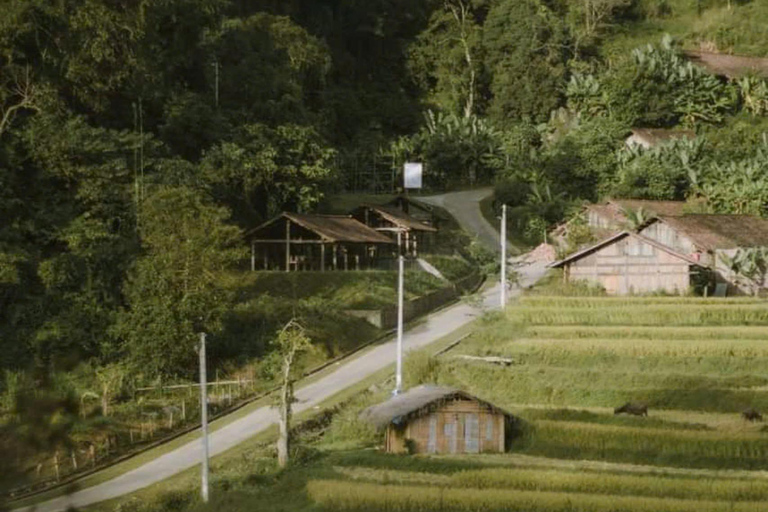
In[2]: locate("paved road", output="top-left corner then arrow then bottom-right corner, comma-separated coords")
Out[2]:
419,188 -> 501,251
17,189 -> 547,512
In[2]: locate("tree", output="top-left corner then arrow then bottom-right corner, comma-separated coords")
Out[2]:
483,0 -> 569,123
272,319 -> 312,469
118,186 -> 244,379
408,0 -> 487,118
566,0 -> 631,55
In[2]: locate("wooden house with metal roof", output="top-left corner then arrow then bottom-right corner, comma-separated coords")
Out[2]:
351,204 -> 437,257
360,385 -> 512,454
639,215 -> 768,293
550,231 -> 702,295
246,212 -> 395,271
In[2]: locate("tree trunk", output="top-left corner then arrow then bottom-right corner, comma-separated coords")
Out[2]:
277,374 -> 292,468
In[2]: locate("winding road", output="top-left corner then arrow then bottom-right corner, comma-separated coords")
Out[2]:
16,188 -> 547,512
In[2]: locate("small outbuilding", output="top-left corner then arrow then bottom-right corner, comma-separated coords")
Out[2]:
360,385 -> 511,454
351,204 -> 438,256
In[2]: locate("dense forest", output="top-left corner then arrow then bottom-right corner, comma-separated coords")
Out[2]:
3,0 -> 768,437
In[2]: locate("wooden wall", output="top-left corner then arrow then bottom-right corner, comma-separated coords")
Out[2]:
385,398 -> 505,454
567,236 -> 691,295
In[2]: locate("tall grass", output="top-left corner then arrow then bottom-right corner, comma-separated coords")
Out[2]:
508,305 -> 768,326
451,467 -> 768,502
524,325 -> 768,340
521,421 -> 768,470
307,480 -> 766,512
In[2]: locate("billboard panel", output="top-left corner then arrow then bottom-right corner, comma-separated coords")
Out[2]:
404,162 -> 423,189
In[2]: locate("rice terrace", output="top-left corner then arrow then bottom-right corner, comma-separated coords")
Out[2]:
302,294 -> 768,512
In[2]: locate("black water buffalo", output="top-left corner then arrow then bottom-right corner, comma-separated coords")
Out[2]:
614,402 -> 648,417
742,408 -> 763,422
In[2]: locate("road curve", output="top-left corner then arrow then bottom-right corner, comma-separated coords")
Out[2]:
16,189 -> 546,512
419,188 -> 500,251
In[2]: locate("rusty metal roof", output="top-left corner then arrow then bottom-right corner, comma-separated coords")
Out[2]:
248,212 -> 395,244
657,215 -> 768,251
356,204 -> 438,232
360,385 -> 510,429
684,50 -> 768,79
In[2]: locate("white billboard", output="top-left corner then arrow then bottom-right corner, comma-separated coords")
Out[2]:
404,162 -> 423,189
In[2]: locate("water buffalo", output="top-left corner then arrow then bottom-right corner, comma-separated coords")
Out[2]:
614,402 -> 648,417
742,408 -> 763,422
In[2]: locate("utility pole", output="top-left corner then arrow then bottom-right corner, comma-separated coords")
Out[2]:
199,332 -> 209,503
500,204 -> 507,308
394,230 -> 404,395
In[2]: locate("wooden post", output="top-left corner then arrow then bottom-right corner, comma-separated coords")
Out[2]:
90,444 -> 96,466
285,219 -> 291,272
250,241 -> 256,272
169,411 -> 174,429
333,244 -> 338,270
53,452 -> 60,481
320,244 -> 325,271
344,250 -> 348,271
182,399 -> 186,421
355,254 -> 360,270
130,429 -> 134,444
71,450 -> 78,471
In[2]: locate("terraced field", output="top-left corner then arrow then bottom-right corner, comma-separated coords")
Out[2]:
306,296 -> 768,511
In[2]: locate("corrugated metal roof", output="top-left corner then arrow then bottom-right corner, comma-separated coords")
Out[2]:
360,385 -> 510,429
248,212 -> 396,244
357,204 -> 438,232
628,128 -> 695,147
657,215 -> 768,251
684,50 -> 768,79
609,199 -> 688,218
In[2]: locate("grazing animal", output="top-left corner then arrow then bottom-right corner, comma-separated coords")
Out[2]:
742,408 -> 763,422
614,402 -> 648,417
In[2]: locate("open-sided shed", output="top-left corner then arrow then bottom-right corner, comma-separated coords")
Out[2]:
360,385 -> 511,454
351,204 -> 437,256
246,212 -> 395,271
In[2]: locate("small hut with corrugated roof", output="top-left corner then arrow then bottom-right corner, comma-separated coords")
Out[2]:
360,385 -> 512,454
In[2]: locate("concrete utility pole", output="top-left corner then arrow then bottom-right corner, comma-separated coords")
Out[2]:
394,230 -> 405,395
199,332 -> 210,503
500,204 -> 507,308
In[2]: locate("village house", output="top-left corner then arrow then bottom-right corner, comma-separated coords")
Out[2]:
351,204 -> 437,256
639,215 -> 768,293
625,128 -> 695,149
550,231 -> 701,295
246,212 -> 395,272
360,385 -> 512,454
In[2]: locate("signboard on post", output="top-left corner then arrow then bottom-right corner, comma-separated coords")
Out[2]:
403,162 -> 423,189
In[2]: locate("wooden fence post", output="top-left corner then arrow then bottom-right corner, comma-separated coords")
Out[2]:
168,411 -> 174,429
89,444 -> 96,466
181,399 -> 186,421
71,450 -> 78,471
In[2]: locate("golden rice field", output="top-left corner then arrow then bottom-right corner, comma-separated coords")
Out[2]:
304,295 -> 768,512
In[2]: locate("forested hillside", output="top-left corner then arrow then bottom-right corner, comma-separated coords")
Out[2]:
3,0 -> 768,470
